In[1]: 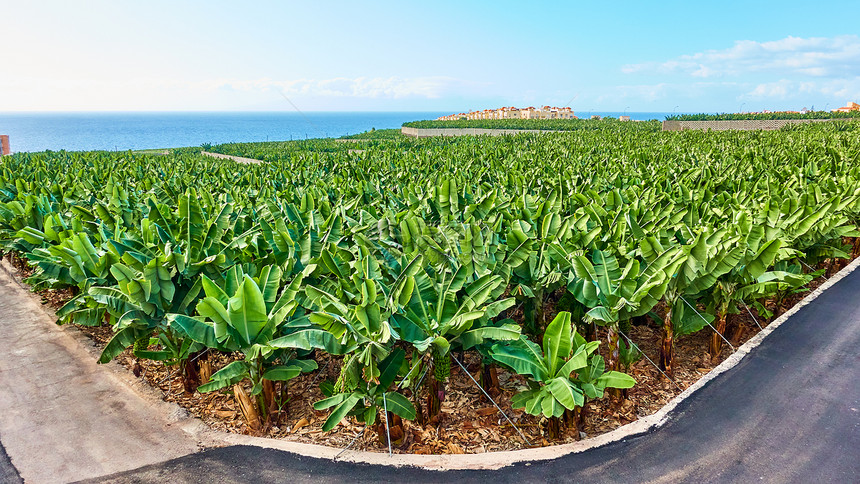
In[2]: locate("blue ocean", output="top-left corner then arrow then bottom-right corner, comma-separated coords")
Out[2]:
0,111 -> 676,153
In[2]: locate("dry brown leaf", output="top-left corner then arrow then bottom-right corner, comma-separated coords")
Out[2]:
475,407 -> 497,417
292,417 -> 310,433
446,442 -> 464,454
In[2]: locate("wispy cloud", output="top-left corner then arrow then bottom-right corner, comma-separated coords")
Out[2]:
622,35 -> 860,78
208,76 -> 478,99
594,81 -> 743,103
0,75 -> 486,110
743,78 -> 860,100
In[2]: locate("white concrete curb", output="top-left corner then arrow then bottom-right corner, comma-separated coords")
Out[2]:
193,257 -> 860,470
4,256 -> 858,472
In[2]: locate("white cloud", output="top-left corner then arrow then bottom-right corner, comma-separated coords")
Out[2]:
207,76 -> 473,99
0,75 -> 483,110
622,35 -> 860,78
743,78 -> 860,101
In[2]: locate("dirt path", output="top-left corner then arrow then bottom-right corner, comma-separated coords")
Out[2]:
201,151 -> 263,164
0,260 -> 203,484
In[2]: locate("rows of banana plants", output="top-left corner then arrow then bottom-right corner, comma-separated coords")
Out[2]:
666,111 -> 860,121
339,128 -> 404,140
1,121 -> 859,443
402,118 -> 662,131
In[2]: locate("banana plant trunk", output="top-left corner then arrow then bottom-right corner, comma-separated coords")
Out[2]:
607,324 -> 622,401
234,384 -> 262,432
825,258 -> 837,278
199,358 -> 213,387
479,362 -> 500,401
427,377 -> 443,420
131,337 -> 147,377
659,304 -> 675,377
524,294 -> 545,336
563,408 -> 581,440
262,379 -> 276,422
182,351 -> 204,394
413,391 -> 426,426
772,294 -> 784,320
427,349 -> 450,420
545,416 -> 561,440
334,354 -> 355,393
607,324 -> 620,372
375,412 -> 404,446
731,314 -> 747,345
709,312 -> 728,361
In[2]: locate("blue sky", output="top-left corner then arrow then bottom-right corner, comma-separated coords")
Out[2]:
2,0 -> 858,112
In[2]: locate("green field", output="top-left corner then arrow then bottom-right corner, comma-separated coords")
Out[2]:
402,117 -> 661,131
2,121 -> 858,441
666,111 -> 860,121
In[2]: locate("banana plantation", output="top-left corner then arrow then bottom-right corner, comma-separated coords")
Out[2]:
1,121 -> 858,451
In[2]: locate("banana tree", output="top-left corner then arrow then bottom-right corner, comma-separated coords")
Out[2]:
169,265 -> 322,430
569,247 -> 684,379
314,348 -> 416,444
707,231 -> 782,359
490,312 -> 634,439
502,216 -> 574,335
647,229 -> 744,376
746,260 -> 817,321
89,247 -> 207,388
392,264 -> 518,420
302,246 -> 399,398
22,231 -> 119,325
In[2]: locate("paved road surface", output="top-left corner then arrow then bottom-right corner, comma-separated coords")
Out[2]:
0,262 -> 201,484
0,435 -> 21,484
79,267 -> 860,483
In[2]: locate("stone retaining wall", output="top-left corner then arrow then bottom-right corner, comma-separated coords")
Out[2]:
661,118 -> 840,132
401,126 -> 558,137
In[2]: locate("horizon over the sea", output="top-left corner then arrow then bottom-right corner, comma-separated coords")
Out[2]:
0,111 -> 682,153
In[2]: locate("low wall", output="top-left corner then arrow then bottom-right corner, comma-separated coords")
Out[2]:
0,135 -> 9,156
401,126 -> 558,137
661,118 -> 840,132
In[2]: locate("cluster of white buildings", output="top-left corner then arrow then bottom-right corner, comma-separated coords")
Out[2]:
437,106 -> 576,121
832,101 -> 860,113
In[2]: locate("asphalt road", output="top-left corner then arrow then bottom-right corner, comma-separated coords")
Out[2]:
0,435 -> 21,484
0,261 -> 201,484
79,267 -> 860,484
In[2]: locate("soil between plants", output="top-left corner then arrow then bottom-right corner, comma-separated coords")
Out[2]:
4,252 -> 842,455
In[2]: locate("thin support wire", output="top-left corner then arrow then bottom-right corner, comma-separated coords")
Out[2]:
395,354 -> 425,390
311,357 -> 332,387
333,424 -> 368,460
799,259 -> 827,279
139,361 -> 148,381
740,300 -> 764,331
276,91 -> 327,138
189,348 -> 210,364
157,369 -> 178,386
411,361 -> 431,393
452,356 -> 531,446
679,296 -> 735,352
618,331 -> 683,392
382,393 -> 392,457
